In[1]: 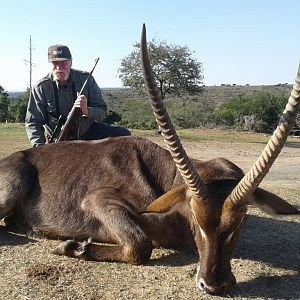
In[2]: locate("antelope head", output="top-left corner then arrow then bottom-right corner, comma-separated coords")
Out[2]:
140,24 -> 300,295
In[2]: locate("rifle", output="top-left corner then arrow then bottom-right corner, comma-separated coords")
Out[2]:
47,115 -> 67,143
51,57 -> 100,142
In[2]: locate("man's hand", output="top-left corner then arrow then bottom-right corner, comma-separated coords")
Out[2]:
74,93 -> 89,116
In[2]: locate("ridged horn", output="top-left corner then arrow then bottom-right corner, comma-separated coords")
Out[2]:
140,24 -> 208,201
229,63 -> 300,204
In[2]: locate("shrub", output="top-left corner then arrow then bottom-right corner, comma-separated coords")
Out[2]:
213,91 -> 287,133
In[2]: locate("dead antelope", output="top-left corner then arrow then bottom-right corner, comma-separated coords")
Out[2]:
0,25 -> 299,295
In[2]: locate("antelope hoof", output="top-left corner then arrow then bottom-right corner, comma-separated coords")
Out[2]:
52,240 -> 80,256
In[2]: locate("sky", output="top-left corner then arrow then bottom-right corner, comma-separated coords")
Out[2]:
0,0 -> 299,91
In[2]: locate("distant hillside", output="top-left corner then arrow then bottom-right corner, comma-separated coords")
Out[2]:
199,83 -> 293,107
6,84 -> 297,132
8,84 -> 293,107
100,84 -> 298,132
7,91 -> 26,98
102,84 -> 293,109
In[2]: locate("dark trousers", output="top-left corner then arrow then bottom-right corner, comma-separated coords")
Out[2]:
81,122 -> 131,140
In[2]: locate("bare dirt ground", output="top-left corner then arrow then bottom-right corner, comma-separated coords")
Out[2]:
0,131 -> 299,300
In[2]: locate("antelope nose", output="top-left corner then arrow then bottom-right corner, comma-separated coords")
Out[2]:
198,280 -> 226,295
199,281 -> 207,291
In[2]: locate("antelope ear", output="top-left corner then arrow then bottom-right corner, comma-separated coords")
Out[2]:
145,185 -> 190,213
251,188 -> 299,215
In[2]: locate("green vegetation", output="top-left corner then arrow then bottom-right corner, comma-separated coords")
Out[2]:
0,88 -> 29,123
1,83 -> 299,134
118,39 -> 203,99
102,87 -> 299,133
213,91 -> 289,132
0,123 -> 30,158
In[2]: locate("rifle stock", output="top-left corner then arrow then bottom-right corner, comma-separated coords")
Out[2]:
48,115 -> 67,143
56,107 -> 80,141
55,57 -> 100,142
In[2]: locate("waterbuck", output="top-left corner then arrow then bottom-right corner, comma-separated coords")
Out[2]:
0,25 -> 299,295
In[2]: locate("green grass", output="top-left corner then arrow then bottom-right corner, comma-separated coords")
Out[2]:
1,123 -> 299,159
0,123 -> 30,158
133,128 -> 300,144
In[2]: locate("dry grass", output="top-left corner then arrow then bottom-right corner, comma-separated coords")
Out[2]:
0,123 -> 30,158
0,125 -> 299,300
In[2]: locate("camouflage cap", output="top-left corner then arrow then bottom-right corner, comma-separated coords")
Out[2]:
48,45 -> 72,62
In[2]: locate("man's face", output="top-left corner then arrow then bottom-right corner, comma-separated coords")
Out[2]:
51,60 -> 72,85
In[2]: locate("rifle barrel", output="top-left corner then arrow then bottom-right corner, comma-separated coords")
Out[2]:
56,57 -> 100,142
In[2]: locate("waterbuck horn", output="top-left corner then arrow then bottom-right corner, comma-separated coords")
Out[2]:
229,64 -> 300,204
140,24 -> 208,202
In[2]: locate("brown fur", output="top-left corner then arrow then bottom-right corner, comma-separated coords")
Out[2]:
0,136 -> 298,295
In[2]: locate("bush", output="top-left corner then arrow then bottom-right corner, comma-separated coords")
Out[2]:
112,99 -> 157,129
107,96 -> 213,130
0,95 -> 9,122
103,110 -> 122,124
213,91 -> 287,133
165,99 -> 213,128
8,96 -> 28,122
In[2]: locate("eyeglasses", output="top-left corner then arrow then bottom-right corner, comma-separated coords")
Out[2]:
51,60 -> 71,67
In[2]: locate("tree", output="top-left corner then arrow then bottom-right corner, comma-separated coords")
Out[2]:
0,84 -> 8,97
8,92 -> 29,122
0,95 -> 9,122
118,39 -> 204,100
0,84 -> 9,121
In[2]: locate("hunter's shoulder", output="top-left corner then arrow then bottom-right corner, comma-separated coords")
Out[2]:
34,73 -> 52,88
71,69 -> 89,78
